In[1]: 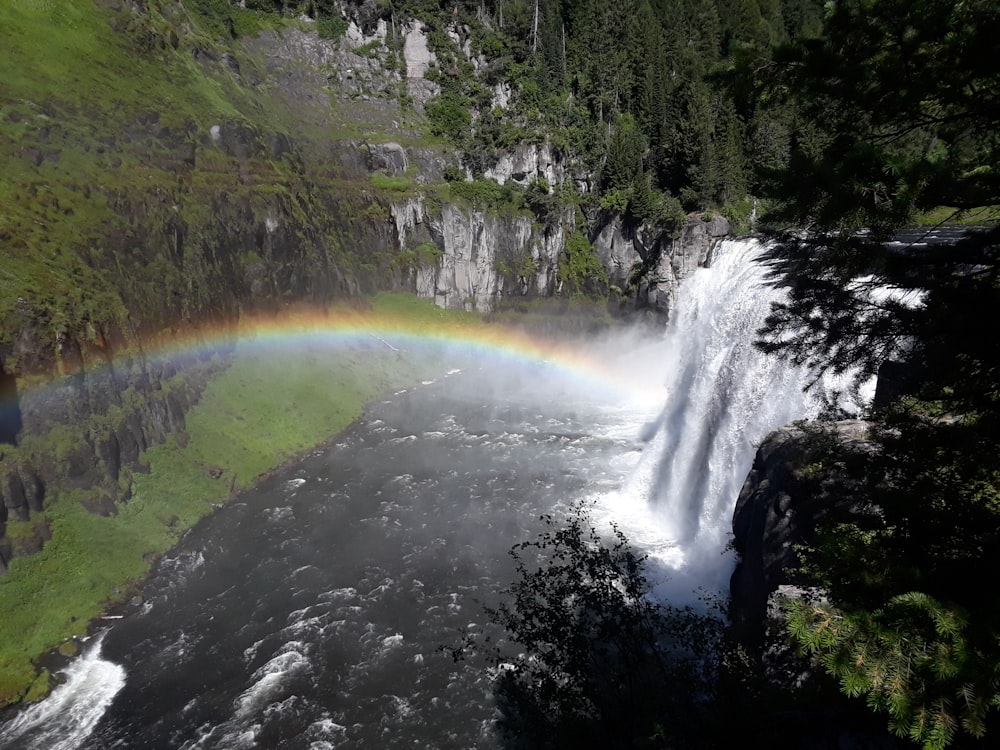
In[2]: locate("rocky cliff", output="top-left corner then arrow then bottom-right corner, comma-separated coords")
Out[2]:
727,421 -> 907,748
728,420 -> 874,640
389,197 -> 566,311
592,213 -> 730,315
0,3 -> 730,576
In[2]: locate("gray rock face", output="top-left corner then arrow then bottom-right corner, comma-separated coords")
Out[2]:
244,25 -> 407,134
670,219 -> 718,279
402,20 -> 440,108
345,17 -> 388,46
491,81 -> 512,110
243,28 -> 346,122
422,204 -> 506,310
367,142 -> 408,176
390,198 -> 564,312
590,216 -> 718,315
483,142 -> 568,189
590,217 -> 644,291
729,420 -> 874,638
403,20 -> 433,78
391,203 -> 728,315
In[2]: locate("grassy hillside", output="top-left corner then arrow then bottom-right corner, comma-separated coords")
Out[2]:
0,0 -> 423,361
2,0 -> 240,344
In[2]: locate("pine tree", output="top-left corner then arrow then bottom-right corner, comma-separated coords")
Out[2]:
751,1 -> 1000,746
712,98 -> 748,205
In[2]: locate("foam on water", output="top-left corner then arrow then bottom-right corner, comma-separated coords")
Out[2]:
0,633 -> 125,750
235,649 -> 310,718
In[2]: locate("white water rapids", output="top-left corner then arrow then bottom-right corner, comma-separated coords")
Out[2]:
0,634 -> 125,750
0,238 -> 858,749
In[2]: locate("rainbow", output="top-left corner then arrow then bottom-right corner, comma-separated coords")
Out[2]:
5,302 -> 665,412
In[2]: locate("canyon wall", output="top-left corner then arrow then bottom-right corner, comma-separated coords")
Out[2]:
0,7 -> 730,571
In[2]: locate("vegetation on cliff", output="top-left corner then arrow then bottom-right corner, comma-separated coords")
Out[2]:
309,0 -> 826,220
0,0 -> 831,362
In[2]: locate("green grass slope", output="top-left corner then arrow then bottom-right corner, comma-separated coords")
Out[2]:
2,0 -> 244,344
0,0 -> 422,357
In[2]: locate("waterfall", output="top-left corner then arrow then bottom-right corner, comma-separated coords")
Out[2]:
597,238 -> 856,604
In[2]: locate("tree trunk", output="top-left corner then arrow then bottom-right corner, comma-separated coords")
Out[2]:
532,0 -> 539,53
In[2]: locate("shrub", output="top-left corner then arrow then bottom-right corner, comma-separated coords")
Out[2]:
425,93 -> 472,141
720,199 -> 756,236
316,14 -> 346,40
445,179 -> 524,214
453,504 -> 729,749
599,187 -> 630,215
442,164 -> 465,183
370,173 -> 411,191
558,232 -> 607,300
413,241 -> 442,264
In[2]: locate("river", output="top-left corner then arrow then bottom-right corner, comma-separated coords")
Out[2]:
0,239 -> 844,749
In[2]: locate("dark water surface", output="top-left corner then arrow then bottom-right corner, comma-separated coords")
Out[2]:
77,369 -> 648,749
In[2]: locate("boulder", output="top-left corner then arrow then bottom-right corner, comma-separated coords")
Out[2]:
368,142 -> 408,176
707,215 -> 730,237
